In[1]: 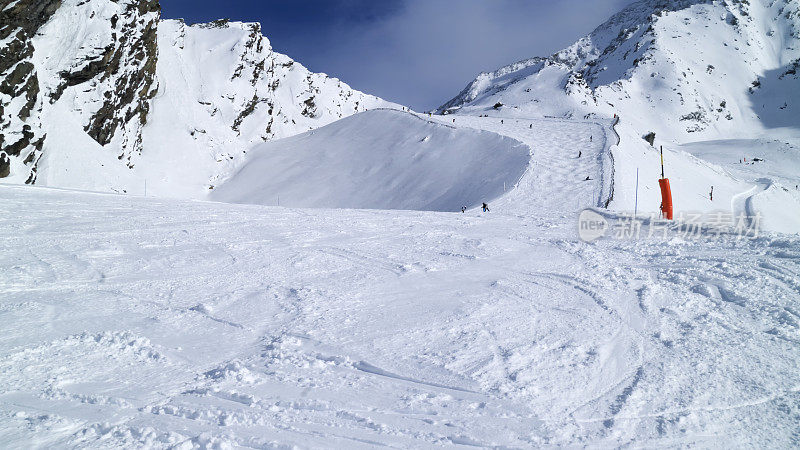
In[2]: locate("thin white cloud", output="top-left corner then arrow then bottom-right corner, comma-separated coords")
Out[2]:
298,0 -> 635,109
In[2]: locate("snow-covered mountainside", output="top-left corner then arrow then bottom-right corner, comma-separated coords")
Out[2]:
0,0 -> 395,194
439,0 -> 800,229
439,0 -> 799,141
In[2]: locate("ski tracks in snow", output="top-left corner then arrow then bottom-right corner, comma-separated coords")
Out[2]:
432,115 -> 608,215
0,109 -> 798,449
732,177 -> 772,228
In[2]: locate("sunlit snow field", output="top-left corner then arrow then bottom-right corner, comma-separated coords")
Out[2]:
1,113 -> 798,447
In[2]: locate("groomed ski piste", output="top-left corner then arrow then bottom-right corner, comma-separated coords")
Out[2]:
2,109 -> 799,448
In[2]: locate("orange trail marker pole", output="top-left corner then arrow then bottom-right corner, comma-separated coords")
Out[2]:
659,146 -> 673,220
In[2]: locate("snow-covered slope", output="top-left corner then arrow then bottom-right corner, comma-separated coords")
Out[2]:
0,0 -> 396,195
438,0 -> 800,230
2,180 -> 798,447
211,109 -> 530,212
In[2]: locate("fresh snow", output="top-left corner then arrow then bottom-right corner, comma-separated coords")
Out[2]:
133,20 -> 396,199
678,138 -> 800,233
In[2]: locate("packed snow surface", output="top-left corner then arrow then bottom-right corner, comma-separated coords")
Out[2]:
1,113 -> 798,447
211,110 -> 530,211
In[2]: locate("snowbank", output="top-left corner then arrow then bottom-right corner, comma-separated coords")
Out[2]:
211,110 -> 530,212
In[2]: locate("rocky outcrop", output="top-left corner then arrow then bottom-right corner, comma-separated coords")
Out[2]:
0,0 -> 160,180
0,152 -> 10,178
0,0 -> 62,182
46,0 -> 160,168
166,19 -> 389,143
84,1 -> 159,165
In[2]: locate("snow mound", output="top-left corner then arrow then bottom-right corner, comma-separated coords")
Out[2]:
211,110 -> 530,211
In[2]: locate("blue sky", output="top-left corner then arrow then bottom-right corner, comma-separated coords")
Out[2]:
161,0 -> 633,110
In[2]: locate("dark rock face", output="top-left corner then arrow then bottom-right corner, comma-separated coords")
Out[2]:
81,0 -> 160,160
0,0 -> 62,181
0,0 -> 160,180
50,0 -> 161,167
0,152 -> 10,178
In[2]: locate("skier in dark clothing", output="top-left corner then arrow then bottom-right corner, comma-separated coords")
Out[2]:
461,205 -> 467,213
710,186 -> 714,201
482,203 -> 490,212
578,151 -> 582,158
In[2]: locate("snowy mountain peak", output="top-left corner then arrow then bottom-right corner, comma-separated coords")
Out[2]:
0,0 -> 397,194
439,0 -> 799,143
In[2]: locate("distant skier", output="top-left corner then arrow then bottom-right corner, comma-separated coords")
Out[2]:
501,120 -> 504,124
585,175 -> 591,181
530,124 -> 533,129
590,135 -> 593,142
482,203 -> 490,212
710,186 -> 714,201
453,118 -> 456,123
578,151 -> 582,158
461,205 -> 467,213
